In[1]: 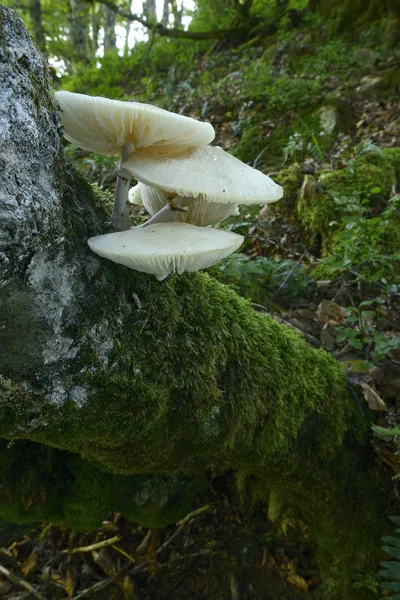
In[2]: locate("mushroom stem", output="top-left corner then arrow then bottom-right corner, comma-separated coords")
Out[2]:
140,197 -> 187,228
112,142 -> 135,231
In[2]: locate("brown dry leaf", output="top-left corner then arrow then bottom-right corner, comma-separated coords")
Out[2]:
65,568 -> 77,598
24,496 -> 34,511
21,551 -> 38,577
361,383 -> 387,411
287,574 -> 309,592
50,569 -> 66,587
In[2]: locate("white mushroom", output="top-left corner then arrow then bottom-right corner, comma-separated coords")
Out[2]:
131,182 -> 239,227
54,91 -> 215,231
123,145 -> 283,206
88,222 -> 244,280
128,184 -> 144,207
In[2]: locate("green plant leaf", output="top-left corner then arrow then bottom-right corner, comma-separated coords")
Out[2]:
372,427 -> 400,438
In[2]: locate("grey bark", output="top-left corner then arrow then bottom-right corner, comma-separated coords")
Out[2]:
103,4 -> 117,52
142,0 -> 157,22
161,0 -> 170,26
68,0 -> 90,66
171,0 -> 182,28
91,4 -> 101,54
28,0 -> 46,55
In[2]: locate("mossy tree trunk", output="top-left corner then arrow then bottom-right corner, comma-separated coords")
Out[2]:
310,0 -> 399,44
0,5 -> 388,597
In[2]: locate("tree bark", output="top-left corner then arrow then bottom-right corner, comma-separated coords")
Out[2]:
28,0 -> 46,55
315,0 -> 392,32
103,4 -> 116,52
0,6 -> 386,595
161,0 -> 170,26
142,0 -> 156,23
170,0 -> 182,29
90,4 -> 101,54
68,0 -> 90,67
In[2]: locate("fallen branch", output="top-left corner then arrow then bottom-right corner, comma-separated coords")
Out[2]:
0,564 -> 46,600
65,535 -> 122,554
157,504 -> 211,555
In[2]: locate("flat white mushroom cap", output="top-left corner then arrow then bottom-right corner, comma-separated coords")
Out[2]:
55,91 -> 215,155
137,183 -> 239,226
124,145 -> 283,205
88,222 -> 243,280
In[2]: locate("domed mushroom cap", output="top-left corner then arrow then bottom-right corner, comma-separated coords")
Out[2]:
54,91 -> 215,155
137,182 -> 239,226
124,145 -> 283,205
128,184 -> 144,207
88,222 -> 243,280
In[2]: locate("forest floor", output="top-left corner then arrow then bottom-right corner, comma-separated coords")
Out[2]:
1,15 -> 400,600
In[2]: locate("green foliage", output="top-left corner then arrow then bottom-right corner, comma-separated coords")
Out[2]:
317,193 -> 400,282
189,0 -> 236,31
372,425 -> 400,438
214,252 -> 313,305
380,517 -> 400,600
336,294 -> 400,360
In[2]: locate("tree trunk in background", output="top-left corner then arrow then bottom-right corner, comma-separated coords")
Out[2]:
309,0 -> 396,43
171,0 -> 182,28
28,0 -> 46,55
103,5 -> 116,53
142,0 -> 157,23
90,4 -> 101,56
386,0 -> 400,47
124,20 -> 132,55
68,0 -> 90,68
161,0 -> 170,26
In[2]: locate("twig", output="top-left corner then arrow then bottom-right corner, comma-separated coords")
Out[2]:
65,535 -> 122,554
157,505 -> 210,555
268,246 -> 313,312
70,576 -> 116,600
0,564 -> 46,600
269,313 -> 321,348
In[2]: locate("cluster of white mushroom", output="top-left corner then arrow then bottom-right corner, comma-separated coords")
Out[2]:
55,91 -> 283,280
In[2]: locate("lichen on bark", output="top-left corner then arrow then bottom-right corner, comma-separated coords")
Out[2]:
0,6 -> 388,597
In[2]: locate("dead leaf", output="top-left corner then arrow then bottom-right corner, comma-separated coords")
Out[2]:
287,574 -> 309,592
21,551 -> 38,577
92,549 -> 117,578
123,576 -> 137,600
65,569 -> 77,598
361,383 -> 387,411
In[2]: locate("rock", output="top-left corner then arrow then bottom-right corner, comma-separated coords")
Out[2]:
357,75 -> 386,97
316,300 -> 345,325
353,48 -> 380,67
320,322 -> 337,351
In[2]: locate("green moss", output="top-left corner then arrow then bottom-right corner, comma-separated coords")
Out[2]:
268,163 -> 303,219
295,150 -> 398,254
115,475 -> 203,529
0,439 -> 204,531
382,147 -> 400,186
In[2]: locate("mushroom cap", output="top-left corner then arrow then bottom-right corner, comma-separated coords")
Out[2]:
123,145 -> 283,205
88,222 -> 243,280
128,184 -> 144,207
54,91 -> 215,155
137,182 -> 239,226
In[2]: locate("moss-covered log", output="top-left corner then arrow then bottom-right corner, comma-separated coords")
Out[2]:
0,6 -> 388,597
